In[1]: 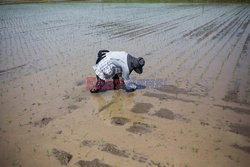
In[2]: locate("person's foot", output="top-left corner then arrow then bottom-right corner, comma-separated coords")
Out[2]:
90,88 -> 100,93
126,88 -> 135,92
113,84 -> 120,90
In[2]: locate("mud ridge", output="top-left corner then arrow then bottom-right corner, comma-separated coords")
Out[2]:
214,104 -> 250,115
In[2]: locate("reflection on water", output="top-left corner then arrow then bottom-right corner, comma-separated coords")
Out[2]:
92,90 -> 145,123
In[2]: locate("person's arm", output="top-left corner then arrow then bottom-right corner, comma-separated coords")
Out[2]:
122,72 -> 137,91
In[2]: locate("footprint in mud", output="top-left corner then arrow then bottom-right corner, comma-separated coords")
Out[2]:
100,143 -> 129,158
76,159 -> 111,167
126,122 -> 153,134
33,117 -> 53,128
153,108 -> 174,120
52,148 -> 72,165
131,103 -> 153,114
111,117 -> 130,126
175,114 -> 190,123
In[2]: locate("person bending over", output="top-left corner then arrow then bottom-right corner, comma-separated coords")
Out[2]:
90,50 -> 145,93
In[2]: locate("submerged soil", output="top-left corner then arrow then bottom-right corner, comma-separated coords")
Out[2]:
0,3 -> 250,167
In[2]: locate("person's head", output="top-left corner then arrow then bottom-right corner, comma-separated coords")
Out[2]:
133,57 -> 145,74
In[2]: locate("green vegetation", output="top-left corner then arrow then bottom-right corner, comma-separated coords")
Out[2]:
192,146 -> 199,153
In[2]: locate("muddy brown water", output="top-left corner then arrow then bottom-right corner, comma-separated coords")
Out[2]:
1,3 -> 250,167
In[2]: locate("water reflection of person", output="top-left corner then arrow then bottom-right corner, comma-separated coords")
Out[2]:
94,90 -> 143,122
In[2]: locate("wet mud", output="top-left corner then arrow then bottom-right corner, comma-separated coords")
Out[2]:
214,104 -> 250,115
33,117 -> 53,128
154,108 -> 175,120
232,143 -> 250,154
1,3 -> 250,167
126,122 -> 153,134
0,64 -> 27,76
99,101 -> 114,113
77,159 -> 111,167
143,92 -> 196,103
81,140 -> 98,147
101,143 -> 129,158
67,104 -> 79,110
75,80 -> 85,86
52,148 -> 72,165
111,117 -> 130,126
79,140 -> 166,166
229,123 -> 250,138
158,85 -> 189,94
131,102 -> 153,113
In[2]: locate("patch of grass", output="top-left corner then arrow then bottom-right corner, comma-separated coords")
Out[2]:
47,150 -> 52,157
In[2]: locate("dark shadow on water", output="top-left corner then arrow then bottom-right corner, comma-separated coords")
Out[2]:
97,82 -> 146,92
